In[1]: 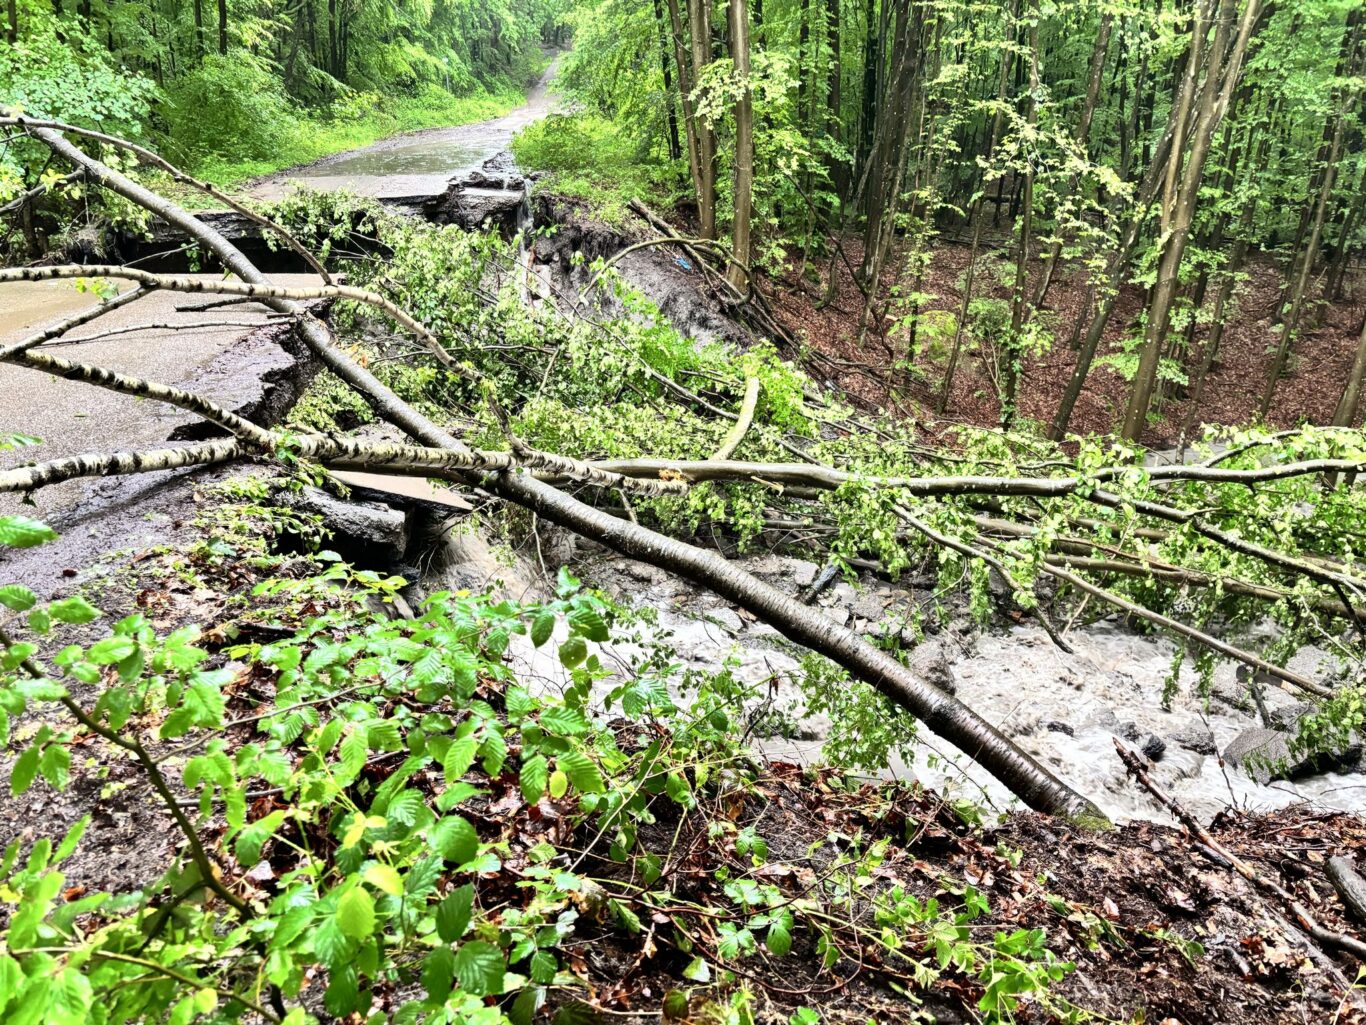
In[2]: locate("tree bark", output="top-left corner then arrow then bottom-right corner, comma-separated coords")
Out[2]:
1032,11 -> 1112,306
1260,17 -> 1361,415
652,0 -> 683,162
495,473 -> 1105,823
727,0 -> 754,292
1001,1 -> 1038,427
21,123 -> 1107,825
686,0 -> 717,238
1332,315 -> 1366,428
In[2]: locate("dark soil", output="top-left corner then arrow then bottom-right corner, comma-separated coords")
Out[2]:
567,760 -> 1366,1024
765,234 -> 1366,448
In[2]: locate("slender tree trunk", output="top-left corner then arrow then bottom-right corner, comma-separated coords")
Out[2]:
1121,0 -> 1261,442
686,0 -> 717,238
825,0 -> 844,199
7,0 -> 17,44
217,0 -> 227,54
1033,11 -> 1112,306
1001,1 -> 1039,428
1326,175 -> 1365,303
727,0 -> 755,292
938,7 -> 1016,413
1259,75 -> 1354,416
664,0 -> 705,225
652,0 -> 683,161
1333,316 -> 1366,428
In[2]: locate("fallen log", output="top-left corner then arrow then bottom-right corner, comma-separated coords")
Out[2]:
1327,856 -> 1366,928
12,119 -> 1106,823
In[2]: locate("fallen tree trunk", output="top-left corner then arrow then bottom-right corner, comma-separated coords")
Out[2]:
495,471 -> 1105,822
12,121 -> 1106,823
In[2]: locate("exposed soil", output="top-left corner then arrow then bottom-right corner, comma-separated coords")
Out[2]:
764,233 -> 1366,447
566,760 -> 1366,1024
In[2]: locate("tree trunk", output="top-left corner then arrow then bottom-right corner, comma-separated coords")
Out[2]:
727,0 -> 754,292
1259,90 -> 1350,416
1001,2 -> 1039,428
664,0 -> 706,226
686,0 -> 717,238
825,0 -> 844,198
497,472 -> 1105,823
7,0 -> 17,44
1333,315 -> 1366,428
217,0 -> 227,54
1260,15 -> 1361,414
652,0 -> 683,161
1033,12 -> 1112,306
1120,0 -> 1262,442
27,125 -> 1106,826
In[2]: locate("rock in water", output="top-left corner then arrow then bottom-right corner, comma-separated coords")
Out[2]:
907,640 -> 958,694
1223,727 -> 1362,784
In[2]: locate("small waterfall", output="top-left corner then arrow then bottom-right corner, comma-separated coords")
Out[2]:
514,179 -> 538,307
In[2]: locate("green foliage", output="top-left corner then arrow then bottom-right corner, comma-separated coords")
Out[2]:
512,112 -> 685,220
0,509 -> 1091,1025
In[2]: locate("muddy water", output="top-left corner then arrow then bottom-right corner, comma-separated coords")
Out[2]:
0,279 -> 119,338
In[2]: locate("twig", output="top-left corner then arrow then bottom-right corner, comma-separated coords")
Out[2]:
710,376 -> 761,461
1115,738 -> 1366,964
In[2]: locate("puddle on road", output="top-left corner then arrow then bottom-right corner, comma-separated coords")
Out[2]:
304,140 -> 491,178
0,280 -> 129,344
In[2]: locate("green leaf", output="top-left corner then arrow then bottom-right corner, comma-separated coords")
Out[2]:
48,596 -> 99,625
87,636 -> 137,665
520,754 -> 548,804
0,585 -> 36,612
557,751 -> 605,794
453,940 -> 505,996
539,706 -> 590,736
558,635 -> 587,668
442,735 -> 478,781
548,770 -> 569,800
529,950 -> 557,985
480,729 -> 507,776
568,606 -> 609,642
236,811 -> 286,866
312,918 -> 349,966
336,885 -> 376,940
430,815 -> 478,865
363,863 -> 403,896
767,917 -> 793,956
422,945 -> 456,1003
436,882 -> 475,942
681,957 -> 711,983
0,515 -> 57,549
530,611 -> 555,647
39,745 -> 69,790
10,744 -> 40,795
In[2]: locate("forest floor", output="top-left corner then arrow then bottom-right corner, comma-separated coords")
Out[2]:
765,234 -> 1366,448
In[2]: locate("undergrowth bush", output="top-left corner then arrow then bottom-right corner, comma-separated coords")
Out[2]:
0,505 -> 1085,1024
511,112 -> 687,221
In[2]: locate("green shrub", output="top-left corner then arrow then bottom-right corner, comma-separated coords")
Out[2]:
161,55 -> 302,167
511,112 -> 685,219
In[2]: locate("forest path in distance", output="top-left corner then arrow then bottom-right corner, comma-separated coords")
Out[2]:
251,52 -> 563,203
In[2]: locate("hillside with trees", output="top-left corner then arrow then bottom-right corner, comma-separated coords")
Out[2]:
3,0 -> 1366,1022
